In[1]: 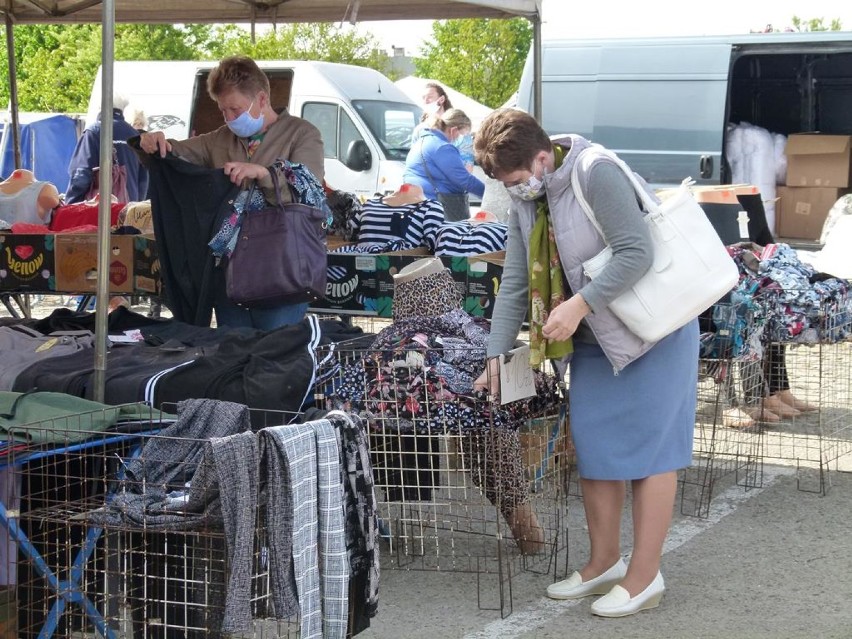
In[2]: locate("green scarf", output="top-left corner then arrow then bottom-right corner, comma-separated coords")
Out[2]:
528,145 -> 572,369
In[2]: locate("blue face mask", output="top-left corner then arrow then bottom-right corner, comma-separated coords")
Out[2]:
453,133 -> 473,152
226,101 -> 264,138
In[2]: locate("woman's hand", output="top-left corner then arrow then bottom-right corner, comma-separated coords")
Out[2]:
139,131 -> 171,157
223,162 -> 271,186
473,356 -> 502,399
542,294 -> 591,342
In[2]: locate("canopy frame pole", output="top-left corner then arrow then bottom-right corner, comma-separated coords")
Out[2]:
4,13 -> 22,169
92,0 -> 115,403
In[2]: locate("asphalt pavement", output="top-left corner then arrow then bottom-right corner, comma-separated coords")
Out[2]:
362,463 -> 852,639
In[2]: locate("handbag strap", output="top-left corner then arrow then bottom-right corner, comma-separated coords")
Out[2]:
571,145 -> 668,242
243,165 -> 297,210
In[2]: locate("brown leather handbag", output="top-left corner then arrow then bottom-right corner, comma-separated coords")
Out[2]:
225,171 -> 328,308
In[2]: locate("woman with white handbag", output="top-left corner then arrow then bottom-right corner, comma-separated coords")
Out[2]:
472,109 -> 700,618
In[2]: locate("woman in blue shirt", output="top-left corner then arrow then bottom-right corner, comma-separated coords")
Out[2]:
403,108 -> 484,222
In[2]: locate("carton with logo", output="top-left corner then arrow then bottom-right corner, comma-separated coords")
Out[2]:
312,247 -> 507,319
0,233 -> 55,291
132,235 -> 160,294
54,234 -> 135,293
319,252 -> 385,315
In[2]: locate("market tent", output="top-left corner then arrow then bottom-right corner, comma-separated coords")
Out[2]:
1,0 -> 542,401
0,0 -> 541,23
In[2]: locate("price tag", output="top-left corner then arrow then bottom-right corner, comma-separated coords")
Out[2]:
499,345 -> 537,405
737,210 -> 750,239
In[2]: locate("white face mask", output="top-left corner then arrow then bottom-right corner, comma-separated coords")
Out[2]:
506,161 -> 545,201
423,101 -> 441,116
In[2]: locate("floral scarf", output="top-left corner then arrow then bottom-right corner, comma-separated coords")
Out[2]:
528,144 -> 572,369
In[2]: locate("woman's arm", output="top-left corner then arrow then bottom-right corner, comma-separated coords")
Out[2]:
486,207 -> 529,358
432,144 -> 485,197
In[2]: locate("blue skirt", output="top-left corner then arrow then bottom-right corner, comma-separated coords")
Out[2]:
569,320 -> 698,480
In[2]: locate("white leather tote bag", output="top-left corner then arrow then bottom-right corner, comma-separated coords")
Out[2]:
572,146 -> 739,343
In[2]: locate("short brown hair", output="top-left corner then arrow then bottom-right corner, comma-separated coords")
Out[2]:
474,109 -> 552,179
207,56 -> 270,100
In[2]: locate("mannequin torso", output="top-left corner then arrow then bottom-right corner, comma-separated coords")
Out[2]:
0,169 -> 61,224
381,183 -> 427,208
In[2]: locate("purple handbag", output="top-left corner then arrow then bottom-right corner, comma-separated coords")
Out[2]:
225,171 -> 328,308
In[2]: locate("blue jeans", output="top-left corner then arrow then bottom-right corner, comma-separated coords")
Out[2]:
214,297 -> 309,331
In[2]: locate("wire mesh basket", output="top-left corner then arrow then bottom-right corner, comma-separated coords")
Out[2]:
2,401 -> 375,639
316,335 -> 571,616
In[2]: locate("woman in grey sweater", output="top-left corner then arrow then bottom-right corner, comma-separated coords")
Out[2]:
472,109 -> 698,618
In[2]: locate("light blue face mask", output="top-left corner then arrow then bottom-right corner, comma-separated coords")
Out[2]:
226,101 -> 264,138
453,133 -> 473,151
454,133 -> 475,168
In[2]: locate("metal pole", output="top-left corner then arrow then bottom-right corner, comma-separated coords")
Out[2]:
92,0 -> 115,403
532,13 -> 542,123
4,14 -> 21,169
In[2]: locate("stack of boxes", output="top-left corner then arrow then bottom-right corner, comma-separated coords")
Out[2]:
0,234 -> 159,295
777,134 -> 852,241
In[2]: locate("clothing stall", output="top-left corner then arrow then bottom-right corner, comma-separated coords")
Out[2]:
0,3 -> 546,637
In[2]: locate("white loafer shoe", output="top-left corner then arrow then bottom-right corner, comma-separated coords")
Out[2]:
546,558 -> 627,600
591,571 -> 665,617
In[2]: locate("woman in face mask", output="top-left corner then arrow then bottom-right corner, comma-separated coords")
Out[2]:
138,55 -> 324,330
472,109 -> 699,619
403,108 -> 484,222
420,82 -> 453,120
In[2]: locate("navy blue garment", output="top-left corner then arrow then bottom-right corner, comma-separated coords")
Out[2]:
134,148 -> 240,326
65,108 -> 149,204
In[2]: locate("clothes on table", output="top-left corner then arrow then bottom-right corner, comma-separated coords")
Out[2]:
330,194 -> 445,254
429,219 -> 508,256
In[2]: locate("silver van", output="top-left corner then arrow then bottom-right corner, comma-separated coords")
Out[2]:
517,32 -> 852,188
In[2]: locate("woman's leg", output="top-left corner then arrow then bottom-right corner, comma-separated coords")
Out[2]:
619,470 -> 677,596
577,478 -> 625,579
463,429 -> 544,554
765,344 -> 817,412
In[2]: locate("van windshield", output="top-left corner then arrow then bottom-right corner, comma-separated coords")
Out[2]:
352,100 -> 421,161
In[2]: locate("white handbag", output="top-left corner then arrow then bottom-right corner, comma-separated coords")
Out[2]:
571,146 -> 740,343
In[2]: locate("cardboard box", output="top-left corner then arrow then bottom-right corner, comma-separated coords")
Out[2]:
54,234 -> 136,293
519,415 -> 575,482
132,235 -> 160,294
320,253 -> 388,315
776,186 -> 851,240
310,250 -> 505,319
785,134 -> 852,187
0,233 -> 55,291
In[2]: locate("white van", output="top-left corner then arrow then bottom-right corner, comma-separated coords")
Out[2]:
86,60 -> 422,199
516,33 -> 852,189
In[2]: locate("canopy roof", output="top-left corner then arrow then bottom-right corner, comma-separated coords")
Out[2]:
0,0 -> 541,24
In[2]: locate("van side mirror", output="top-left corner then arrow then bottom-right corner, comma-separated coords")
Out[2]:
345,140 -> 372,172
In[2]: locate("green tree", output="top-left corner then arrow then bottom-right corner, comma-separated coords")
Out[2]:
758,16 -> 843,32
211,22 -> 389,72
0,24 -> 216,112
414,18 -> 532,108
0,21 -> 389,113
790,16 -> 843,31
